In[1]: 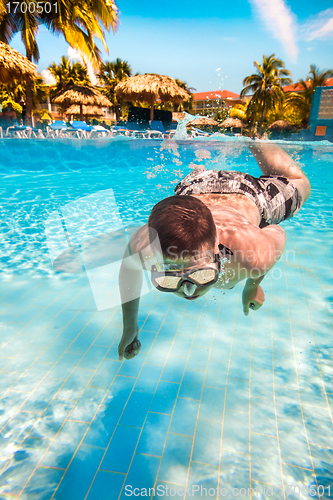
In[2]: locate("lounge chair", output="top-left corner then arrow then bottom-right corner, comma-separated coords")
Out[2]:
190,127 -> 212,138
4,120 -> 44,138
126,122 -> 148,138
111,125 -> 130,136
147,120 -> 170,139
46,120 -> 78,138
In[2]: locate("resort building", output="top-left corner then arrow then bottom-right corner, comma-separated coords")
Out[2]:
192,90 -> 245,114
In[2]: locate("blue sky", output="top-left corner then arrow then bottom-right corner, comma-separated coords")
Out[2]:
10,0 -> 333,94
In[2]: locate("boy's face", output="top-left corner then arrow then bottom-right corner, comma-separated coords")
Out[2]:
160,248 -> 217,300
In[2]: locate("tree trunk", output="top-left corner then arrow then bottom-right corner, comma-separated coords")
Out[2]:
150,101 -> 155,121
25,53 -> 33,126
259,98 -> 266,136
80,104 -> 83,121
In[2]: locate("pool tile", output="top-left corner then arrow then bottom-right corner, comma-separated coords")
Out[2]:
282,463 -> 316,497
57,368 -> 93,400
225,379 -> 249,412
158,434 -> 192,485
41,420 -> 89,468
118,355 -> 146,378
87,471 -> 125,500
29,399 -> 75,438
137,412 -> 171,456
142,313 -> 165,332
150,381 -> 179,414
170,398 -> 199,436
24,466 -> 64,500
120,391 -> 153,427
186,345 -> 210,371
250,433 -> 283,487
228,354 -> 251,381
161,356 -> 187,383
178,317 -> 200,338
170,335 -> 193,357
20,378 -> 63,413
37,339 -> 72,363
210,336 -> 232,363
67,332 -> 99,354
205,360 -> 228,389
278,419 -> 312,469
179,369 -> 205,400
193,327 -> 215,347
53,444 -> 105,500
70,386 -> 107,422
101,425 -> 141,473
120,453 -> 161,499
89,359 -> 121,389
220,448 -> 250,489
95,326 -> 121,346
302,405 -> 333,448
309,443 -> 333,489
145,341 -> 172,365
48,353 -> 83,380
222,410 -> 249,453
78,345 -> 109,370
157,322 -> 178,342
187,462 -> 219,498
250,398 -> 277,436
134,364 -> 163,393
192,419 -> 222,466
252,345 -> 273,371
251,369 -> 275,400
199,386 -> 225,422
104,376 -> 136,408
83,405 -> 122,448
232,333 -> 252,356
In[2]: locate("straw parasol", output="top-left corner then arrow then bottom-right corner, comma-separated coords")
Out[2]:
267,120 -> 295,132
65,105 -> 105,117
0,41 -> 37,83
220,117 -> 244,128
187,117 -> 218,127
115,74 -> 190,121
52,85 -> 112,121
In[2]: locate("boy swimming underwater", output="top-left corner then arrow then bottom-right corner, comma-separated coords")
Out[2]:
118,142 -> 311,360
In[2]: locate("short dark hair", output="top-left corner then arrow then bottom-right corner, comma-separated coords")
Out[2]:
148,195 -> 216,258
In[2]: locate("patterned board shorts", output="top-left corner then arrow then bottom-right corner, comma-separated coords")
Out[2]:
174,169 -> 303,228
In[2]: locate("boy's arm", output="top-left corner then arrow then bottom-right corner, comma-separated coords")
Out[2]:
242,224 -> 286,315
118,225 -> 153,360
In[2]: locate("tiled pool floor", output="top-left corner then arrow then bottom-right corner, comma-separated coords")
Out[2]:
0,225 -> 332,499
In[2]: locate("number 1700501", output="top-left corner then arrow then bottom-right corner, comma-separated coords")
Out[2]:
5,2 -> 58,14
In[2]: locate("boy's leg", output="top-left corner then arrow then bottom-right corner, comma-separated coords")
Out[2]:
249,143 -> 311,205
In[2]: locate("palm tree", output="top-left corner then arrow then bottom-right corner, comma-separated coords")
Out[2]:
98,58 -> 132,120
173,79 -> 194,112
285,65 -> 333,128
241,54 -> 292,135
0,0 -> 119,124
48,56 -> 91,94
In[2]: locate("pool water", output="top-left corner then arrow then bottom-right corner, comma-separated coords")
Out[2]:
0,138 -> 332,499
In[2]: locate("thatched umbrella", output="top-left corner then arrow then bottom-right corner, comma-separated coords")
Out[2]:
187,117 -> 218,126
52,85 -> 112,121
267,120 -> 295,132
0,41 -> 37,83
115,74 -> 190,121
65,105 -> 105,118
220,117 -> 244,128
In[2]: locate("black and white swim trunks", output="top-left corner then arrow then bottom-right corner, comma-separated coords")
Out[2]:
174,169 -> 302,228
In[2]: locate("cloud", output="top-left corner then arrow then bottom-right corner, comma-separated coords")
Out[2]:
249,0 -> 298,62
67,47 -> 98,85
301,9 -> 333,41
40,69 -> 56,85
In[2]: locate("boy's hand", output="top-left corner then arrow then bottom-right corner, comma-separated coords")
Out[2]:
242,284 -> 265,316
118,327 -> 141,360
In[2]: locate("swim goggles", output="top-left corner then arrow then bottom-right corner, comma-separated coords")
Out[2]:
151,256 -> 221,292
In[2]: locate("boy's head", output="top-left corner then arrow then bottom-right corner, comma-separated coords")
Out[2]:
148,195 -> 216,261
148,196 -> 218,299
